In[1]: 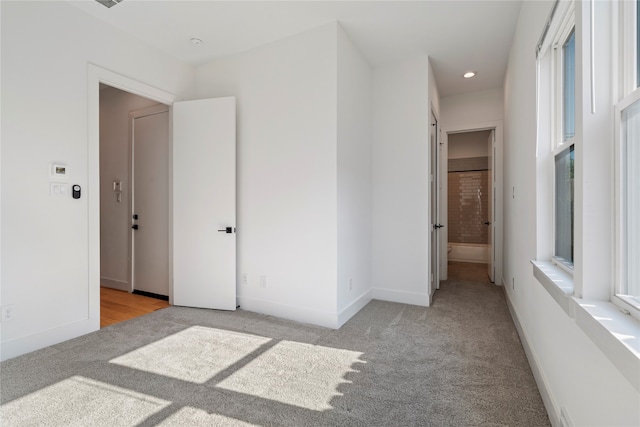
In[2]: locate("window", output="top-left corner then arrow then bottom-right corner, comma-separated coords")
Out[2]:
554,145 -> 574,267
563,30 -> 575,142
553,24 -> 576,271
619,99 -> 640,307
533,0 -> 640,390
614,0 -> 640,315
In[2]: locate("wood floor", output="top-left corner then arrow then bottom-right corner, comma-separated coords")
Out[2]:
447,261 -> 491,283
100,287 -> 170,328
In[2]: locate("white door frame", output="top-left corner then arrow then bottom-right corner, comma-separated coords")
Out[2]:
487,129 -> 496,283
88,64 -> 176,327
440,120 -> 504,287
429,109 -> 441,302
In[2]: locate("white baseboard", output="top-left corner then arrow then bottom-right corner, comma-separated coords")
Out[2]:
372,287 -> 430,307
337,290 -> 372,328
502,283 -> 560,427
237,296 -> 340,329
100,277 -> 130,292
1,318 -> 99,361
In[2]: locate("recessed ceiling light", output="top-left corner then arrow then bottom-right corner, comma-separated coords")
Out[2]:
191,37 -> 204,47
463,71 -> 477,79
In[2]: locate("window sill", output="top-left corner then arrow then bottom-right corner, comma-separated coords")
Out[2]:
531,260 -> 640,392
573,298 -> 640,391
531,260 -> 574,317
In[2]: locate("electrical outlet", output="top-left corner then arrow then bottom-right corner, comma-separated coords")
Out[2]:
349,278 -> 353,292
512,277 -> 515,290
2,305 -> 15,322
241,273 -> 248,285
260,275 -> 268,289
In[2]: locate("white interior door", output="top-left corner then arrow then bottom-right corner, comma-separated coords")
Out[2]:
132,106 -> 170,296
430,112 -> 441,298
172,97 -> 236,310
487,129 -> 495,283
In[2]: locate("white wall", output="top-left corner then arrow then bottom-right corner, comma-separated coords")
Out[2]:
441,88 -> 504,129
372,55 -> 430,305
428,60 -> 441,120
336,27 -> 373,324
448,131 -> 491,160
195,24 -> 340,327
99,87 -> 160,291
0,1 -> 194,360
503,1 -> 640,425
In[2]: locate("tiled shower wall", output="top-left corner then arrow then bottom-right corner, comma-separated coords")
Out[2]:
448,158 -> 489,244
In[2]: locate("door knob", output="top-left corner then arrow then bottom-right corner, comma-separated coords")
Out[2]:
218,227 -> 234,233
132,224 -> 139,230
484,221 -> 491,225
433,224 -> 444,229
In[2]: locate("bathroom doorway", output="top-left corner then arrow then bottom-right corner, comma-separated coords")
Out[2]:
446,129 -> 495,283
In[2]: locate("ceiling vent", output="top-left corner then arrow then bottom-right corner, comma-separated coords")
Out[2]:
95,0 -> 123,8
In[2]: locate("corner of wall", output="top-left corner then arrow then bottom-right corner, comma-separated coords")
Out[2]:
336,19 -> 373,318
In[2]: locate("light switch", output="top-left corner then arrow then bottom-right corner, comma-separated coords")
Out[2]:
50,182 -> 68,197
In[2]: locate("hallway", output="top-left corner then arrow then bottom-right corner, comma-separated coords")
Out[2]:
448,261 -> 491,283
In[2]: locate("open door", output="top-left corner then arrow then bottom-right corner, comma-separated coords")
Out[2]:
430,112 -> 442,299
172,97 -> 237,310
487,129 -> 495,283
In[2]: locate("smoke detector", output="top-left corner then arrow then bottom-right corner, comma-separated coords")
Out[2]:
95,0 -> 124,8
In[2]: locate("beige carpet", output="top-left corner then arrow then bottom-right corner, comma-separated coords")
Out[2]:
1,280 -> 550,426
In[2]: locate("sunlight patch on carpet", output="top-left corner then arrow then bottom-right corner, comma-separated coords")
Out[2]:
110,326 -> 271,384
0,376 -> 169,427
217,341 -> 364,411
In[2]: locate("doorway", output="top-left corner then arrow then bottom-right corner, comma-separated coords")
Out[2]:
99,84 -> 171,325
89,65 -> 239,331
446,129 -> 495,283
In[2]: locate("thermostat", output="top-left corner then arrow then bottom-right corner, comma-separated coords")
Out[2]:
50,163 -> 67,178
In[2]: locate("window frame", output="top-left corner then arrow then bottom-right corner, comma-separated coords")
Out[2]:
532,0 -> 640,392
551,8 -> 576,273
552,10 -> 576,152
613,0 -> 640,319
619,0 -> 638,97
614,85 -> 640,318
